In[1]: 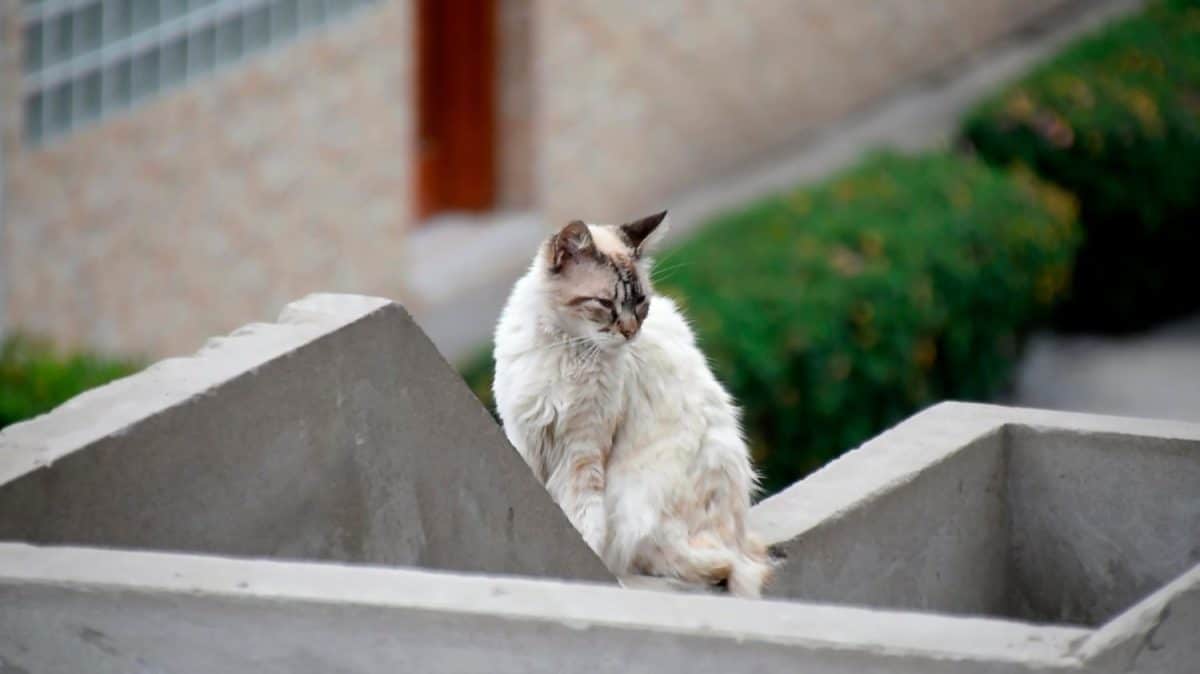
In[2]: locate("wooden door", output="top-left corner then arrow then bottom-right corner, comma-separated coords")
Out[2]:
416,0 -> 496,219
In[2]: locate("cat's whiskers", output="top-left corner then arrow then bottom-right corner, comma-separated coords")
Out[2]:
650,261 -> 691,284
516,335 -> 592,359
646,243 -> 685,271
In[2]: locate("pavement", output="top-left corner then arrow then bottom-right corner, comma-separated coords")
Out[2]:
1013,315 -> 1200,424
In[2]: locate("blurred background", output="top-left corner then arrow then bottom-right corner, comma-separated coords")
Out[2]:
0,0 -> 1196,492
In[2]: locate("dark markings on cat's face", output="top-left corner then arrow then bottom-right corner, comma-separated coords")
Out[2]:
568,294 -> 618,325
547,214 -> 667,344
606,256 -> 649,339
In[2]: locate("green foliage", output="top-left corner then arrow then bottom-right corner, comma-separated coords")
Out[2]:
459,152 -> 1080,493
963,0 -> 1200,331
0,334 -> 141,429
658,152 -> 1078,492
459,348 -> 498,423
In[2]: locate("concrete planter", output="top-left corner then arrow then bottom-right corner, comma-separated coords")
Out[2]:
753,401 -> 1200,673
1,295 -> 1196,673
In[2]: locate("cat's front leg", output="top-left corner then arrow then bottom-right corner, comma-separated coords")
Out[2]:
545,444 -> 608,556
575,494 -> 607,556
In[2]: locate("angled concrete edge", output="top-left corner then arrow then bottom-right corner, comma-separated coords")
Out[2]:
751,401 -> 1200,545
1078,564 -> 1200,672
0,293 -> 392,483
0,543 -> 1089,674
0,293 -> 611,582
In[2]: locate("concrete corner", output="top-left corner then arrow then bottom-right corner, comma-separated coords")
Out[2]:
0,293 -> 610,582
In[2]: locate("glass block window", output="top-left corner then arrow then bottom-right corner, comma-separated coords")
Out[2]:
21,0 -> 376,146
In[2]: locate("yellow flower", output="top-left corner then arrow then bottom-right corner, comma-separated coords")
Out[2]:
858,230 -> 885,258
1035,265 -> 1070,304
1039,185 -> 1079,227
948,184 -> 973,211
830,246 -> 865,276
787,191 -> 811,215
1121,88 -> 1163,135
851,302 -> 875,326
1005,91 -> 1036,120
913,338 -> 937,370
828,355 -> 852,381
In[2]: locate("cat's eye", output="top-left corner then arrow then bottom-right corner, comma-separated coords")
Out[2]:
568,296 -> 613,308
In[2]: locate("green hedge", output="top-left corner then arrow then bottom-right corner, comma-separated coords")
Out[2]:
963,0 -> 1200,332
0,334 -> 141,429
462,152 -> 1080,493
462,348 -> 498,422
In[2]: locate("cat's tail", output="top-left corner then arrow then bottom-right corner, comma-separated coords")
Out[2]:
663,535 -> 736,585
727,533 -> 774,599
663,531 -> 775,598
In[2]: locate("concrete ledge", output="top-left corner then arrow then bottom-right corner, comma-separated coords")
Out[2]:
752,402 -> 1200,551
0,294 -> 394,480
0,294 -> 610,582
0,543 -> 1089,674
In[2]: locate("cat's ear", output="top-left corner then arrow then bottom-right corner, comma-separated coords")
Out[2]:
620,210 -> 669,256
549,220 -> 596,272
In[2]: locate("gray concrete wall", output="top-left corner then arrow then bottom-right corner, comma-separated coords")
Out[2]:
1007,425 -> 1200,626
0,294 -> 610,583
753,402 -> 1200,673
764,429 -> 1009,617
0,0 -> 15,338
0,120 -> 5,337
755,412 -> 1200,627
0,544 -> 1089,674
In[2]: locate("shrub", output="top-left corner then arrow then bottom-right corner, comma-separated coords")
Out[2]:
963,0 -> 1200,332
0,334 -> 141,428
460,152 -> 1080,493
460,348 -> 498,422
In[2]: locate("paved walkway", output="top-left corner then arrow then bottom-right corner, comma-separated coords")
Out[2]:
1013,316 -> 1200,424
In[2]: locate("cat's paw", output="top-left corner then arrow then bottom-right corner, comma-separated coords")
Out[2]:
579,510 -> 607,557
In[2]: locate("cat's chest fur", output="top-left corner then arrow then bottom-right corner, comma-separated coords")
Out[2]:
542,345 -> 630,442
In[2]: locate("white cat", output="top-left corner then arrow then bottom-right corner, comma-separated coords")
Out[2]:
492,212 -> 772,597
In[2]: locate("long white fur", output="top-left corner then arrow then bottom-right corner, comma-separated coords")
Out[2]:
492,220 -> 772,597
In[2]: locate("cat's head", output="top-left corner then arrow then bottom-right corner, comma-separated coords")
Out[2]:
540,210 -> 669,348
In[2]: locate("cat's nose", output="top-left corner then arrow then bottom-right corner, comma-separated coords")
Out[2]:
617,317 -> 639,339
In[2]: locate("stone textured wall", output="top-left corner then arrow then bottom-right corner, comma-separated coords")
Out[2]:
498,0 -> 535,210
534,0 -> 1072,223
0,0 -> 20,334
4,0 -> 414,356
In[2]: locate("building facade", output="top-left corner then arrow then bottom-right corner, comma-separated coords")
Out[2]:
0,0 -> 1068,357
